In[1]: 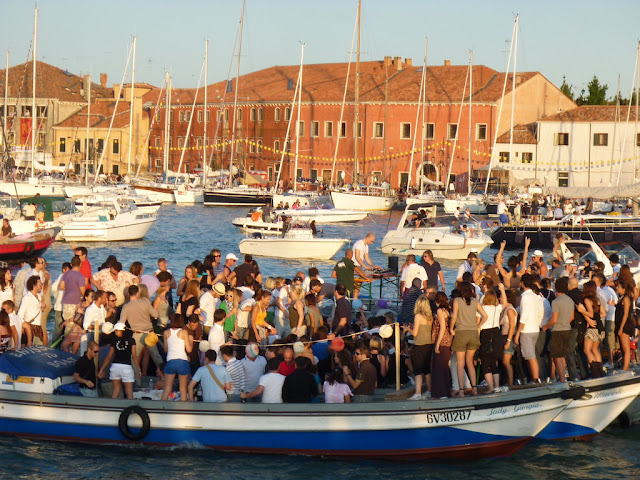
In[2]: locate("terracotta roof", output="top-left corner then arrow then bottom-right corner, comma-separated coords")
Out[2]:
496,123 -> 538,144
0,61 -> 112,102
538,105 -> 640,122
54,100 -> 136,129
165,60 -> 542,106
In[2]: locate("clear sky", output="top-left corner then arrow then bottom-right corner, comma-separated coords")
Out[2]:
1,0 -> 639,99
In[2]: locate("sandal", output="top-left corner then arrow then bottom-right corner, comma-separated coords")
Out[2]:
471,387 -> 478,396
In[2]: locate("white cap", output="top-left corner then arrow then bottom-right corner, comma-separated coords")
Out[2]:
226,253 -> 239,261
533,250 -> 544,257
114,322 -> 126,331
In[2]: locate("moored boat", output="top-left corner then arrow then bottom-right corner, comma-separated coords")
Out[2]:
239,229 -> 347,260
275,204 -> 368,223
204,186 -> 272,207
0,346 -> 584,460
330,186 -> 395,211
0,226 -> 60,261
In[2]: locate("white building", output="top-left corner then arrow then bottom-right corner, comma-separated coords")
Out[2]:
491,105 -> 640,188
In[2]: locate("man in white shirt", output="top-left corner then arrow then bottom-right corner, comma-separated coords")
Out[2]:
241,357 -> 285,403
514,274 -> 543,383
399,254 -> 428,296
22,257 -> 47,297
353,233 -> 379,270
3,300 -> 29,349
594,272 -> 618,367
456,252 -> 477,282
80,290 -> 107,355
18,276 -> 46,346
201,283 -> 224,333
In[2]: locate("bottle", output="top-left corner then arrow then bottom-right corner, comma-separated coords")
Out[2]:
196,385 -> 203,402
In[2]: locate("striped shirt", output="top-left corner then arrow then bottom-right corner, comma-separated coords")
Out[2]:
225,357 -> 246,394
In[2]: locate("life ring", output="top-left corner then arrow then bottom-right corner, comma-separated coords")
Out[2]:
118,405 -> 151,441
251,211 -> 260,222
23,242 -> 35,256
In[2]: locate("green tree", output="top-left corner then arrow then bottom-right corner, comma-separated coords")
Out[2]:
585,75 -> 608,105
560,75 -> 574,101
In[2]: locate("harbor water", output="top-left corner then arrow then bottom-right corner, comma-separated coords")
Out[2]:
1,204 -> 639,477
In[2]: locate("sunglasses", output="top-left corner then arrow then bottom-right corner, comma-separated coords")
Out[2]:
213,255 -> 221,258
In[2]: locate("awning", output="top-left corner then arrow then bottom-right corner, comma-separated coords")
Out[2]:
544,182 -> 640,200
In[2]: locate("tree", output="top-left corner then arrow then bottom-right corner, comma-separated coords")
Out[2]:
585,75 -> 608,105
560,75 -> 574,101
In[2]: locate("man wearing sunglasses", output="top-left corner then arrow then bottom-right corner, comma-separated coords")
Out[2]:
74,340 -> 101,397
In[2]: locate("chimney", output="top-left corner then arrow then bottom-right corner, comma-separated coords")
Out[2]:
383,56 -> 392,67
404,58 -> 412,68
394,56 -> 403,71
444,60 -> 451,67
100,73 -> 108,88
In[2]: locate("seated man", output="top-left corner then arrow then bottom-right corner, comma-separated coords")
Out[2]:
189,350 -> 231,402
73,340 -> 101,397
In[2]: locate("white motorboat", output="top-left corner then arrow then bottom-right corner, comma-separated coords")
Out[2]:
558,239 -> 640,284
72,192 -> 162,215
381,202 -> 493,260
330,186 -> 395,211
443,194 -> 488,215
275,204 -> 367,223
232,209 -> 285,235
0,176 -> 67,197
239,228 -> 347,260
174,187 -> 204,204
59,196 -> 157,242
1,195 -> 76,236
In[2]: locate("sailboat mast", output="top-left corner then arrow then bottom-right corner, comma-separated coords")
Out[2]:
293,43 -> 305,192
31,7 -> 37,178
508,17 -> 519,188
636,41 -> 640,182
3,51 -> 8,161
163,72 -> 171,173
468,50 -> 473,195
407,37 -> 427,192
128,36 -> 137,175
229,0 -> 246,188
203,39 -> 209,184
85,74 -> 91,183
353,0 -> 361,185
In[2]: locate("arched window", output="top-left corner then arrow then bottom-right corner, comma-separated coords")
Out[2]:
274,140 -> 280,152
285,107 -> 291,121
275,108 -> 281,122
258,108 -> 264,121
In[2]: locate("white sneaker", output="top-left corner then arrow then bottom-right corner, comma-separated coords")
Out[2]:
408,393 -> 423,401
493,387 -> 501,393
422,392 -> 431,399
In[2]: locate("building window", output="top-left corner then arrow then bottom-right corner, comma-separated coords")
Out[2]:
499,151 -> 509,163
296,168 -> 303,179
637,133 -> 640,146
340,122 -> 347,138
197,137 -> 203,149
97,139 -> 104,153
424,123 -> 435,140
275,108 -> 281,122
284,107 -> 291,122
206,110 -> 210,122
74,139 -> 81,153
268,166 -> 273,181
217,110 -> 223,122
155,110 -> 161,122
373,122 -> 384,139
298,121 -> 305,137
155,137 -> 160,148
197,111 -> 203,122
216,139 -> 222,151
558,171 -> 569,187
400,123 -> 411,139
274,140 -> 282,153
325,121 -> 333,138
59,138 -> 66,153
447,123 -> 458,140
169,110 -> 173,122
310,169 -> 318,182
237,108 -> 242,121
179,111 -> 185,123
555,132 -> 569,145
522,152 -> 533,164
399,172 -> 409,188
250,108 -> 256,122
249,140 -> 256,153
112,164 -> 119,175
257,140 -> 263,153
187,111 -> 193,122
36,106 -> 47,118
178,137 -> 184,149
476,124 -> 487,141
311,121 -> 319,137
155,158 -> 162,171
112,139 -> 119,154
371,171 -> 382,184
593,133 -> 608,146
224,108 -> 229,122
258,108 -> 263,122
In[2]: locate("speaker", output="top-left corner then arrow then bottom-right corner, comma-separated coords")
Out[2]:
388,256 -> 399,274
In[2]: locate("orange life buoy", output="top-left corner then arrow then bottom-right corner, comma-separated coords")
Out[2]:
251,212 -> 260,222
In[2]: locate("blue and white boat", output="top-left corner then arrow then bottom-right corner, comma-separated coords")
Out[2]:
537,371 -> 640,440
0,347 -> 584,460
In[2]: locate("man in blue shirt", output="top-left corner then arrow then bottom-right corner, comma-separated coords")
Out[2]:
189,350 -> 231,402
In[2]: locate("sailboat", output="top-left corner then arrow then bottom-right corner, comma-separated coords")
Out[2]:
328,0 -> 395,212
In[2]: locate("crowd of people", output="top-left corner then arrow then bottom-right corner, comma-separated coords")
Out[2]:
1,227 -> 638,403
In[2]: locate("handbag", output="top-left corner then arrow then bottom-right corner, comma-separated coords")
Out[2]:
479,307 -> 500,357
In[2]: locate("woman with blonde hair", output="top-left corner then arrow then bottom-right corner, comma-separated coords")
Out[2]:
404,294 -> 434,400
368,336 -> 388,387
288,285 -> 306,337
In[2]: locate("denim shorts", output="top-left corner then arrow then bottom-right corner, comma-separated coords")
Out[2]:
164,359 -> 191,376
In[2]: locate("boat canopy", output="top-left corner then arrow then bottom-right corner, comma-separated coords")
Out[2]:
544,182 -> 640,200
19,196 -> 70,221
0,346 -> 78,379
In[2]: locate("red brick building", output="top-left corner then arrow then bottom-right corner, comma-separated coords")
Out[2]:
147,57 -> 577,188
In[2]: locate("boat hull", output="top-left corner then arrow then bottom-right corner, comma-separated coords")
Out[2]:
239,238 -> 347,259
275,209 -> 368,223
0,384 -> 575,460
204,189 -> 272,207
381,228 -> 492,260
0,227 -> 60,261
0,181 -> 65,197
537,371 -> 640,440
133,186 -> 176,204
60,217 -> 156,242
174,189 -> 204,204
232,218 -> 284,235
330,191 -> 394,211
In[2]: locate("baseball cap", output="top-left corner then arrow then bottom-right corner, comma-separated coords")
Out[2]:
226,253 -> 239,261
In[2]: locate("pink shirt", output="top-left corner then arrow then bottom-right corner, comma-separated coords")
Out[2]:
323,381 -> 353,403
